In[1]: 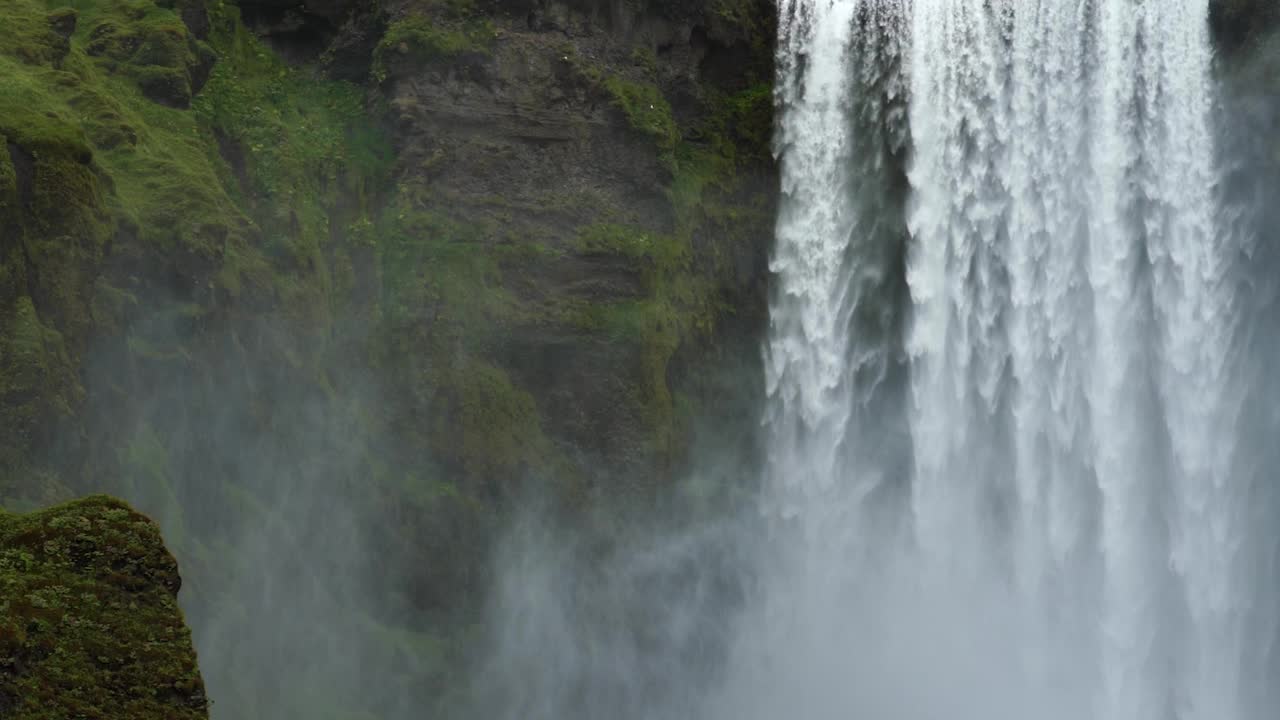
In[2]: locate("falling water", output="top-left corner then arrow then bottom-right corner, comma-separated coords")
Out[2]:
726,0 -> 1265,719
480,2 -> 1276,718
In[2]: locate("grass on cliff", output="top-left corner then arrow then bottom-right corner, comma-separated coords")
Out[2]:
375,199 -> 566,490
371,10 -> 496,83
572,78 -> 774,466
1,0 -> 529,715
0,0 -> 261,320
3,0 -> 394,306
193,1 -> 395,329
604,75 -> 681,158
0,0 -> 395,464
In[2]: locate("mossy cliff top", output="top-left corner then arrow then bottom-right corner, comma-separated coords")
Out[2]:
0,496 -> 207,720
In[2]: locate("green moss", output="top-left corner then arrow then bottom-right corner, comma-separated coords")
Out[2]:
709,0 -> 770,40
190,2 -> 392,317
0,64 -> 104,285
118,423 -> 187,552
0,495 -> 207,719
0,0 -> 261,311
435,362 -> 551,486
0,4 -> 75,67
630,45 -> 659,78
371,13 -> 496,83
556,80 -> 778,469
380,15 -> 492,58
566,221 -> 721,466
555,45 -> 682,164
0,0 -> 394,507
700,83 -> 774,164
0,298 -> 81,502
575,222 -> 687,276
0,87 -> 92,162
374,200 -> 565,487
70,0 -> 214,108
603,75 -> 680,157
0,296 -> 79,420
664,83 -> 776,282
378,201 -> 513,349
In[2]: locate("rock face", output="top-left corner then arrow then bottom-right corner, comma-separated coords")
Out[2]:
0,496 -> 208,719
365,0 -> 777,493
1211,0 -> 1280,54
0,0 -> 774,714
0,0 -> 776,510
2,0 -> 1275,716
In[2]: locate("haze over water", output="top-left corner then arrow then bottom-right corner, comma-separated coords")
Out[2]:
486,3 -> 1280,719
715,2 -> 1271,719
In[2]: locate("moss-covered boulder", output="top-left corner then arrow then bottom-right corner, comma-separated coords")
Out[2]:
0,495 -> 207,719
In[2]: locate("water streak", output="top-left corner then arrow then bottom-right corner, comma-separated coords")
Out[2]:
737,1 -> 1259,718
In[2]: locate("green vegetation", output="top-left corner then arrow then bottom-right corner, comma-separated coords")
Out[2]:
511,40 -> 775,477
709,0 -> 772,48
441,362 -> 551,486
0,1 -> 111,500
0,0 -> 780,712
562,45 -> 683,164
575,223 -> 686,275
81,3 -> 215,107
0,496 -> 207,719
371,12 -> 496,83
378,201 -> 511,348
604,75 -> 681,157
194,2 -> 392,312
374,198 -> 566,495
701,83 -> 774,164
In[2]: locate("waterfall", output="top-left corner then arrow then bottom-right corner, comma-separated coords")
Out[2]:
478,3 -> 1276,718
726,1 -> 1267,719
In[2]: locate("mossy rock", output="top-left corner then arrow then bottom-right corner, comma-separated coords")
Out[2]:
0,495 -> 208,719
81,2 -> 217,107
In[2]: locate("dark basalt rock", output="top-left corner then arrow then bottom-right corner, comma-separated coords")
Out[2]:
1211,0 -> 1280,56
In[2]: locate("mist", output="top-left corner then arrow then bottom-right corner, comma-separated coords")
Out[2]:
1216,19 -> 1280,716
468,3 -> 1280,720
37,1 -> 1280,719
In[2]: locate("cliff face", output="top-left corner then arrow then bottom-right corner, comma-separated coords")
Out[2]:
367,0 -> 776,494
0,496 -> 207,719
1,0 -> 775,507
3,0 -> 1277,716
0,0 -> 775,715
1211,0 -> 1280,54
